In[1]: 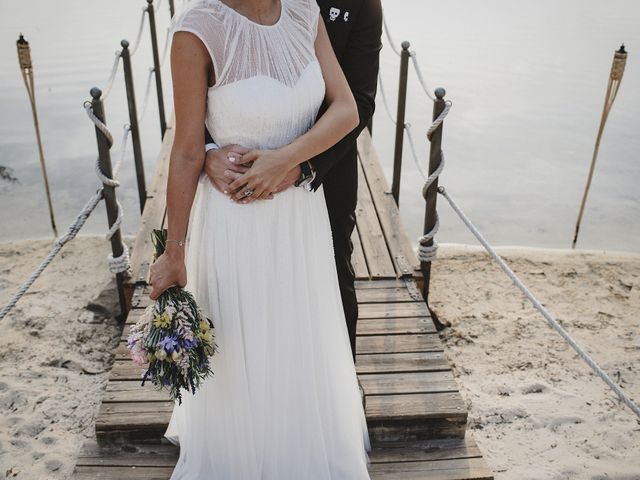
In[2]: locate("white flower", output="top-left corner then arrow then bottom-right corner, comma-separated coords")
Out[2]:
155,348 -> 167,361
171,350 -> 182,361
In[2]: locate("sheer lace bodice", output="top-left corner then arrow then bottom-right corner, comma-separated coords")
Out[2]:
171,0 -> 326,149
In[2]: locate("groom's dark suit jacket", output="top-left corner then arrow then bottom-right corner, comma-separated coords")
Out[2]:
205,0 -> 383,360
308,0 -> 382,216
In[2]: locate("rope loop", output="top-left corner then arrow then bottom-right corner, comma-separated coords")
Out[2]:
108,243 -> 132,276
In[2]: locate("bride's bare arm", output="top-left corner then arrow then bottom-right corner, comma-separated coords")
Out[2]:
228,18 -> 358,201
149,31 -> 211,300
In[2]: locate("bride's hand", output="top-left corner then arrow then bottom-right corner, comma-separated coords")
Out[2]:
227,149 -> 294,203
149,249 -> 187,300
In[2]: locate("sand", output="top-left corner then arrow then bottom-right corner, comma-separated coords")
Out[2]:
431,244 -> 640,479
0,238 -> 638,479
0,235 -> 133,480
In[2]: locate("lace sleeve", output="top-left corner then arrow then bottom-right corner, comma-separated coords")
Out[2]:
170,3 -> 223,81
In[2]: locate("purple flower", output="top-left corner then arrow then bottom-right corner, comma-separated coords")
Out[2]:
158,335 -> 178,353
180,337 -> 199,350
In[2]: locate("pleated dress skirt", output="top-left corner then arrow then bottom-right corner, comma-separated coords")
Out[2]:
164,174 -> 372,479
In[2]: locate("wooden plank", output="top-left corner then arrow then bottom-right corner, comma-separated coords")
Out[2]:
104,381 -> 170,403
356,286 -> 415,303
357,130 -> 420,278
366,392 -> 466,422
351,225 -> 370,280
111,350 -> 451,380
95,392 -> 467,444
357,317 -> 436,335
73,466 -> 174,480
355,162 -> 396,279
121,315 -> 435,342
110,361 -> 147,380
74,436 -> 485,469
366,391 -> 468,442
355,279 -> 406,289
127,112 -> 175,288
368,436 -> 483,464
369,457 -> 493,480
104,370 -> 457,402
356,334 -> 443,355
116,332 -> 442,359
355,352 -> 450,375
360,371 -> 457,396
123,301 -> 431,331
358,302 -> 429,319
96,401 -> 173,431
75,439 -> 178,467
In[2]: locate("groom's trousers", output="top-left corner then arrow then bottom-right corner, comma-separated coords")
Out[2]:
322,149 -> 359,364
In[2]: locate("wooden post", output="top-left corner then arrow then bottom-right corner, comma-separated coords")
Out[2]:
147,0 -> 167,138
121,39 -> 147,213
421,87 -> 446,329
391,41 -> 410,206
91,87 -> 129,320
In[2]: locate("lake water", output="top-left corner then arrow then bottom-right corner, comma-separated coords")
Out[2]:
1,0 -> 639,253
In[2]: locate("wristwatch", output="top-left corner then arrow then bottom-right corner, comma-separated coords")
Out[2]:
295,161 -> 316,191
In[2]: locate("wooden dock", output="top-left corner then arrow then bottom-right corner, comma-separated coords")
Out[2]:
72,117 -> 494,479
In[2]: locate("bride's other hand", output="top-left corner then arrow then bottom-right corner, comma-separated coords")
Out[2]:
204,144 -> 251,194
225,163 -> 301,202
228,149 -> 295,203
149,247 -> 187,300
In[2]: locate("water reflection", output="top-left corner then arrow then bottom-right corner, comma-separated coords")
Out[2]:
0,0 -> 638,252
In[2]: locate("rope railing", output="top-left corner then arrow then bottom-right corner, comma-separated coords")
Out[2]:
0,108 -> 130,322
438,184 -> 640,419
381,14 -> 640,420
160,27 -> 171,67
129,6 -> 149,57
138,67 -> 156,122
0,0 -> 181,320
100,50 -> 122,101
0,190 -> 104,322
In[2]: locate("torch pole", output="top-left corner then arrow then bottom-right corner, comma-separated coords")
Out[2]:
17,34 -> 57,237
572,44 -> 627,249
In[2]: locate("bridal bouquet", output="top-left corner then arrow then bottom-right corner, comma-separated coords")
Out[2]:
126,228 -> 217,404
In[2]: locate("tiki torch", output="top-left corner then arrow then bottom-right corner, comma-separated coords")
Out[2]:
17,33 -> 58,237
572,44 -> 627,249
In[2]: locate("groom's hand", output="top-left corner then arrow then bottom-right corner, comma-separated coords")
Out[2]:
204,144 -> 251,194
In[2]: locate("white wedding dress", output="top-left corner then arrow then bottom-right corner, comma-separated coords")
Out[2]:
164,1 -> 372,478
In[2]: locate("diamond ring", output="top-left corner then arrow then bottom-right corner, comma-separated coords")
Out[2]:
243,187 -> 255,197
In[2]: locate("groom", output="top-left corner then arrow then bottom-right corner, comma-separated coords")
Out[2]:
203,0 -> 383,364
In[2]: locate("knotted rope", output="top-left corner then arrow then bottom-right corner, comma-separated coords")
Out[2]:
83,102 -> 131,275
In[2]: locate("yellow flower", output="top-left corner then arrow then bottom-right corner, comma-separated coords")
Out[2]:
171,350 -> 182,362
153,312 -> 171,329
155,348 -> 167,361
199,320 -> 210,332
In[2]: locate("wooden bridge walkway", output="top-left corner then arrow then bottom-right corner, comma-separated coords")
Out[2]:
72,116 -> 494,479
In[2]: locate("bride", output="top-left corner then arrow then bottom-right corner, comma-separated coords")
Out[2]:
148,0 -> 372,478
